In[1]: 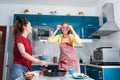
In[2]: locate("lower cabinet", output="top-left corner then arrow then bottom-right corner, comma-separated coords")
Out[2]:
32,65 -> 85,73
86,65 -> 120,80
103,68 -> 120,80
32,65 -> 58,70
32,65 -> 120,80
86,66 -> 103,80
80,65 -> 85,74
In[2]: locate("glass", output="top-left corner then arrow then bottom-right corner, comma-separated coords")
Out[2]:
53,57 -> 57,63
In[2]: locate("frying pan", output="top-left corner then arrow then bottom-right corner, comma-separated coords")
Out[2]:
44,69 -> 66,77
39,66 -> 66,77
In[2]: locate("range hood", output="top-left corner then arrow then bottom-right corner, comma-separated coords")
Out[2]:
91,3 -> 120,36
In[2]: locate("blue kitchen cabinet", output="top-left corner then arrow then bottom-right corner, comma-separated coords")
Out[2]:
86,66 -> 103,80
68,16 -> 81,37
46,65 -> 58,70
14,14 -> 100,39
86,65 -> 120,80
33,15 -> 55,27
32,65 -> 42,70
80,65 -> 85,74
80,16 -> 100,39
32,65 -> 85,73
14,14 -> 55,27
103,17 -> 107,24
103,68 -> 120,80
32,65 -> 58,71
83,16 -> 99,28
80,27 -> 100,39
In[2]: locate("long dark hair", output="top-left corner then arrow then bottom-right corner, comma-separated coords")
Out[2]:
12,16 -> 29,39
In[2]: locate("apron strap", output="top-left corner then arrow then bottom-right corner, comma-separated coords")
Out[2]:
59,58 -> 67,69
61,34 -> 72,44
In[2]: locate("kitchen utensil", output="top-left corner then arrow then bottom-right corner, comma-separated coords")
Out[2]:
44,69 -> 66,77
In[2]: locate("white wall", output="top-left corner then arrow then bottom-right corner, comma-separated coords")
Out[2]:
0,4 -> 97,26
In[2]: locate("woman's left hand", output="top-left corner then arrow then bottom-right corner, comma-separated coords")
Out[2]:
69,25 -> 73,30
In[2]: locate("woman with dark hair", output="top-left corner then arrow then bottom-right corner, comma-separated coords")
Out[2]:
9,16 -> 48,80
48,22 -> 81,73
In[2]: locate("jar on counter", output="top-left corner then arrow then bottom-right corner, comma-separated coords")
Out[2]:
79,58 -> 83,63
53,57 -> 57,63
90,56 -> 92,64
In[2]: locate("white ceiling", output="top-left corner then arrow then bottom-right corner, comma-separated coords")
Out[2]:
0,0 -> 104,7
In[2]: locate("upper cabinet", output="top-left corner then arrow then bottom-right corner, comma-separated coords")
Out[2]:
14,14 -> 100,39
80,16 -> 100,39
14,14 -> 55,27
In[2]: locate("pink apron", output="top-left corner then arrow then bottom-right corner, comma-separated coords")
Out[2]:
58,36 -> 80,71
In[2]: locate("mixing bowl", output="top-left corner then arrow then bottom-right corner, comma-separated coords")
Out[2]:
39,55 -> 48,60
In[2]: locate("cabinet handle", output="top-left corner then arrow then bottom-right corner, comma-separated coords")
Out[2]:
41,23 -> 47,26
88,24 -> 93,27
99,71 -> 103,79
81,27 -> 84,38
92,69 -> 96,71
86,68 -> 90,70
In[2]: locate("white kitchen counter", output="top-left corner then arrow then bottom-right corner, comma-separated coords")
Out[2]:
32,62 -> 120,68
86,64 -> 120,68
31,71 -> 94,80
32,62 -> 58,65
32,62 -> 86,65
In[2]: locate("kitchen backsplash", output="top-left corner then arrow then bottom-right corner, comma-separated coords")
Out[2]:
30,33 -> 91,64
32,41 -> 60,62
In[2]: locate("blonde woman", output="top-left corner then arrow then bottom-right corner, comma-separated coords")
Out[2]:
48,22 -> 81,73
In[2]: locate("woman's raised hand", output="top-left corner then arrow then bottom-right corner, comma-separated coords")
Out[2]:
68,25 -> 73,30
56,25 -> 62,30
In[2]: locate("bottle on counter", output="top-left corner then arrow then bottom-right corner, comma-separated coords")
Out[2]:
90,56 -> 92,64
79,58 -> 83,63
53,56 -> 57,63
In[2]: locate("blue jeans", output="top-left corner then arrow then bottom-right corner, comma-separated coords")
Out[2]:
9,64 -> 27,80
